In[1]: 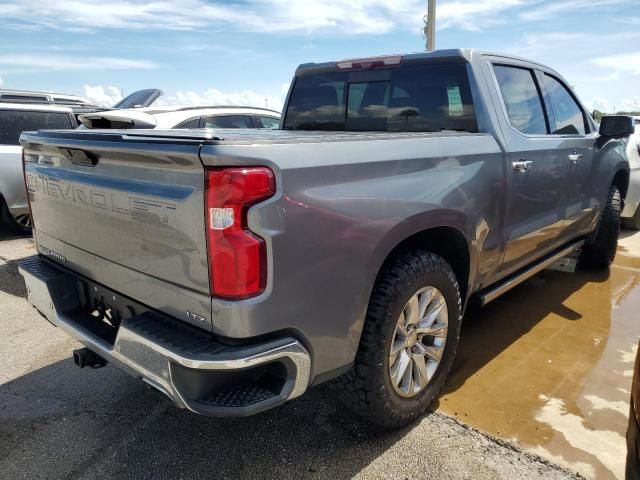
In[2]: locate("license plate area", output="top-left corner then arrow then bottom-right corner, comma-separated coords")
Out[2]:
69,278 -> 148,346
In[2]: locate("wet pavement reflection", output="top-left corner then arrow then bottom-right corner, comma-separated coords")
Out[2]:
438,231 -> 640,480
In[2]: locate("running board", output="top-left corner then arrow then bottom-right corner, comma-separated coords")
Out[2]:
478,240 -> 585,306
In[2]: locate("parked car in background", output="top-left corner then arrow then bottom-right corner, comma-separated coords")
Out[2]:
0,89 -> 108,121
78,106 -> 281,130
0,103 -> 77,234
622,118 -> 640,229
627,340 -> 640,480
18,49 -> 633,428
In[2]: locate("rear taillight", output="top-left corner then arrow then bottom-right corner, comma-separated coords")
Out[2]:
204,167 -> 275,299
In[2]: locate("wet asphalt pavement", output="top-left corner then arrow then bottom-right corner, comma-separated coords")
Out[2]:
2,229 -> 636,479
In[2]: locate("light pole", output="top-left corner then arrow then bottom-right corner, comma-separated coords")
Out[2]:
424,0 -> 436,51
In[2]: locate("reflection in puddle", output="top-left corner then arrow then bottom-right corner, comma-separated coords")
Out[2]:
438,239 -> 640,480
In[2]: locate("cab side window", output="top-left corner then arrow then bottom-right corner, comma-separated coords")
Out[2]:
258,116 -> 280,129
542,74 -> 587,135
205,115 -> 253,128
493,65 -> 547,135
174,116 -> 201,129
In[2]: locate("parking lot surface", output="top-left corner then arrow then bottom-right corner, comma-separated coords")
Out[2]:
3,230 -> 637,479
439,230 -> 640,479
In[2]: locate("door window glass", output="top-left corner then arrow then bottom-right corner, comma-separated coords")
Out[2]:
542,74 -> 587,135
0,110 -> 73,145
174,116 -> 201,129
258,116 -> 280,129
205,115 -> 254,128
493,65 -> 547,135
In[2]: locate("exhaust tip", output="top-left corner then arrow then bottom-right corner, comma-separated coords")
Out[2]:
73,348 -> 107,369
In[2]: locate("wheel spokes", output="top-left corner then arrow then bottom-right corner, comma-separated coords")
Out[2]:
391,350 -> 411,388
404,295 -> 420,326
424,345 -> 444,362
412,348 -> 429,389
388,286 -> 449,398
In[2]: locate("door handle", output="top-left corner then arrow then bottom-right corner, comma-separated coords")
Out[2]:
512,159 -> 533,172
568,153 -> 583,164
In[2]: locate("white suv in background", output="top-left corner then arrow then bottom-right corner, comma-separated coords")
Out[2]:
0,103 -> 77,234
622,117 -> 640,229
78,106 -> 281,130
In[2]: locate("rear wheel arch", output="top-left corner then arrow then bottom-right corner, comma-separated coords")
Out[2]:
373,225 -> 472,306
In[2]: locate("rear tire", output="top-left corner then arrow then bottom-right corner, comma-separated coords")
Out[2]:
623,204 -> 640,231
334,251 -> 462,429
580,185 -> 621,269
0,201 -> 32,236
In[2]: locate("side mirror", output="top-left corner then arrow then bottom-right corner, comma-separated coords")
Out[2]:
599,115 -> 635,137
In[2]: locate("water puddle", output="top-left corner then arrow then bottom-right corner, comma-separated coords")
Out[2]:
438,233 -> 640,479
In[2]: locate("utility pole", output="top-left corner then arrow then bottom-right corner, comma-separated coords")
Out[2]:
424,0 -> 436,51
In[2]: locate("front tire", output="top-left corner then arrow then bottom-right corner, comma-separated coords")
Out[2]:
580,185 -> 621,269
335,251 -> 462,429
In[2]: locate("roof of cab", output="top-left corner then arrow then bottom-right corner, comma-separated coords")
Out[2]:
296,48 -> 553,74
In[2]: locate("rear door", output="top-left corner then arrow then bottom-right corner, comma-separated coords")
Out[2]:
488,62 -> 571,275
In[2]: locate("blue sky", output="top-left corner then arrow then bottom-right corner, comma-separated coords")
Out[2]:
0,0 -> 637,112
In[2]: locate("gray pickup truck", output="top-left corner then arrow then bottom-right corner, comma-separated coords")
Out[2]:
18,49 -> 635,428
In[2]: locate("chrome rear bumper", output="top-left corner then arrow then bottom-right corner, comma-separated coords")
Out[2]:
19,255 -> 311,417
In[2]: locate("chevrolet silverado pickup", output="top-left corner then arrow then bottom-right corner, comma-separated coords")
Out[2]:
18,49 -> 635,428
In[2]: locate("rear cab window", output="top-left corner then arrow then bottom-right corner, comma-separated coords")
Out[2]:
0,110 -> 74,145
284,63 -> 478,132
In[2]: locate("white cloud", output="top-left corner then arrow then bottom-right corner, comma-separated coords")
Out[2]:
621,97 -> 640,112
5,0 -> 625,36
0,75 -> 3,87
438,0 -> 524,31
82,85 -> 123,107
159,88 -> 285,111
520,0 -> 626,21
591,52 -> 640,76
584,97 -> 612,113
0,0 -> 544,35
0,0 -> 419,35
83,85 -> 285,110
0,54 -> 156,74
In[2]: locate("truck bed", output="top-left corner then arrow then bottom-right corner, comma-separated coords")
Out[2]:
24,127 -> 484,146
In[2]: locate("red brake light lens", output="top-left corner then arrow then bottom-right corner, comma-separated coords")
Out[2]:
336,55 -> 403,71
204,167 -> 275,299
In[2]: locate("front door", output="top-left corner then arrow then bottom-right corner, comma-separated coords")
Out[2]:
537,71 -> 599,237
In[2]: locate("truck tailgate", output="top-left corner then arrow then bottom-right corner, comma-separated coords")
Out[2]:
20,130 -> 212,331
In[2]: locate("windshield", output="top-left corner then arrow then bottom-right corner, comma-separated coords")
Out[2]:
283,63 -> 477,132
